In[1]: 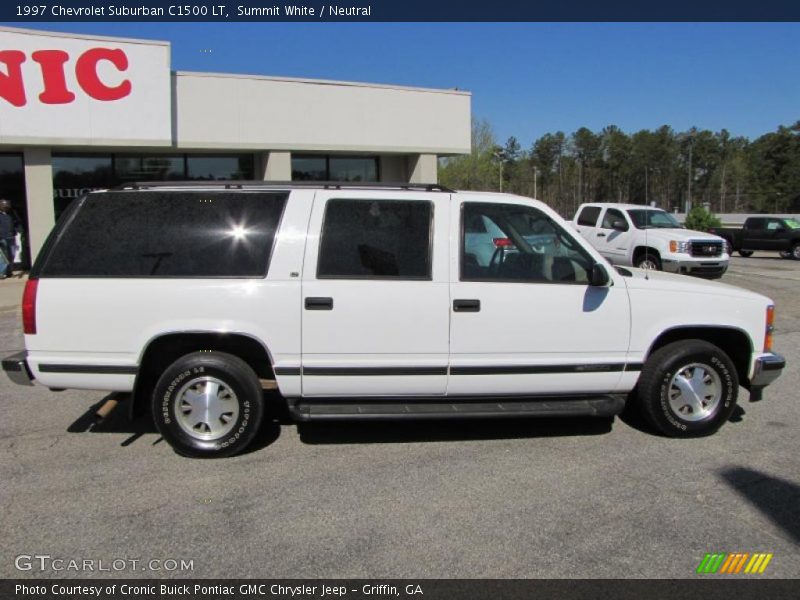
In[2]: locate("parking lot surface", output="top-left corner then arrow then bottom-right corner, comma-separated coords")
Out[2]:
1,252 -> 798,579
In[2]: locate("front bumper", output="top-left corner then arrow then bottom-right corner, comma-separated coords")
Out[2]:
750,353 -> 785,388
2,351 -> 34,386
662,258 -> 729,278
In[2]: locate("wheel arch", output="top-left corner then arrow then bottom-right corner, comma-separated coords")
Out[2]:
645,326 -> 753,388
633,245 -> 661,261
131,331 -> 275,418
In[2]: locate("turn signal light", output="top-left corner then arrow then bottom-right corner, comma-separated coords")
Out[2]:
764,305 -> 775,352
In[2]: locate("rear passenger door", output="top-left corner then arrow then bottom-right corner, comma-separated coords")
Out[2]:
301,190 -> 450,397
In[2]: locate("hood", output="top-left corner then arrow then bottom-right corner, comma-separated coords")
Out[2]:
640,228 -> 725,242
618,267 -> 769,302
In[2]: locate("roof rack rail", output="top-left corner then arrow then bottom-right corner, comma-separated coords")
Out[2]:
112,180 -> 456,193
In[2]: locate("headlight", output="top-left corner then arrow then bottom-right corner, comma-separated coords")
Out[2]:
669,240 -> 692,254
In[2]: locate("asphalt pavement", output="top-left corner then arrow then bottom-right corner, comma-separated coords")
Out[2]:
1,252 -> 798,579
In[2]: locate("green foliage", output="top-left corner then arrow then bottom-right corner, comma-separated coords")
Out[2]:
684,207 -> 722,232
441,120 -> 800,217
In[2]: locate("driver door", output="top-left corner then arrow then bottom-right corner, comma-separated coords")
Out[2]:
449,198 -> 631,396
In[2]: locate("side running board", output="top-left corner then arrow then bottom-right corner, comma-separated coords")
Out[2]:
288,395 -> 625,422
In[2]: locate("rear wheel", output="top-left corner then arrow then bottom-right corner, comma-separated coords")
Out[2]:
738,250 -> 753,258
792,243 -> 800,260
635,252 -> 662,271
637,340 -> 738,437
152,351 -> 264,458
779,250 -> 792,259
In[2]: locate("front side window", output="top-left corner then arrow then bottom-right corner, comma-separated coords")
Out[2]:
40,191 -> 287,278
317,199 -> 432,279
628,209 -> 682,229
461,202 -> 593,284
601,208 -> 628,230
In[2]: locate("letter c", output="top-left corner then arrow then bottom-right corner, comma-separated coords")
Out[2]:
75,48 -> 131,101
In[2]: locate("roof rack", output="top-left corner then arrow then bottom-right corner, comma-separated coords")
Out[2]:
112,180 -> 456,193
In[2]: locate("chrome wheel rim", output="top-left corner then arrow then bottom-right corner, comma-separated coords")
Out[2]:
174,376 -> 239,440
638,258 -> 658,270
668,363 -> 722,422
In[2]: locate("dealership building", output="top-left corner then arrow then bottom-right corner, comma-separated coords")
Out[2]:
0,26 -> 471,263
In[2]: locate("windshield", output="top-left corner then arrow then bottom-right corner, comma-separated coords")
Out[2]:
785,218 -> 800,229
627,209 -> 683,229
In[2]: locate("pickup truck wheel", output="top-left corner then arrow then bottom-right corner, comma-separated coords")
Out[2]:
779,250 -> 792,259
152,351 -> 264,458
635,254 -> 661,271
792,244 -> 800,260
737,250 -> 754,258
637,340 -> 738,437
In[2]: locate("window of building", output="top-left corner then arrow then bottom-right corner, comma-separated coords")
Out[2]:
292,155 -> 379,182
52,154 -> 115,220
186,155 -> 254,181
51,153 -> 256,219
317,199 -> 432,279
40,191 -> 287,278
0,153 -> 28,266
115,155 -> 186,182
461,202 -> 592,284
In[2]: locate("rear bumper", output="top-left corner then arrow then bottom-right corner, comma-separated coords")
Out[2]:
2,351 -> 34,386
750,353 -> 785,388
662,258 -> 729,278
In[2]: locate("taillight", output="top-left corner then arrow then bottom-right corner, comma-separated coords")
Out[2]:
764,305 -> 775,352
22,278 -> 38,335
493,238 -> 514,248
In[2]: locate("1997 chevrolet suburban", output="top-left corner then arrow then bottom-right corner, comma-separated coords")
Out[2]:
2,182 -> 785,457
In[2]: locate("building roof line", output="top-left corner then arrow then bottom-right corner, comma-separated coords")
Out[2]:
173,70 -> 472,96
0,25 -> 171,47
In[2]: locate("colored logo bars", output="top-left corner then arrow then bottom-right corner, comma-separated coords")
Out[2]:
696,552 -> 773,574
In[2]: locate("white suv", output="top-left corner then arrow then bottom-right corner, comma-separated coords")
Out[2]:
2,183 -> 783,457
573,203 -> 730,278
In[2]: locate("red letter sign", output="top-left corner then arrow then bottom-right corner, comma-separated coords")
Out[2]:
31,50 -> 76,104
0,50 -> 27,107
76,48 -> 131,101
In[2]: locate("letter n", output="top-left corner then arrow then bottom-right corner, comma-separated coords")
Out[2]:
0,51 -> 27,107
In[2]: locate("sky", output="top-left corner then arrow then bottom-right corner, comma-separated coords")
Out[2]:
4,22 -> 799,147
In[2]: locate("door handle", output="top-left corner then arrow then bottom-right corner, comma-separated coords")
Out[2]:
305,297 -> 333,310
597,232 -> 606,237
453,299 -> 480,312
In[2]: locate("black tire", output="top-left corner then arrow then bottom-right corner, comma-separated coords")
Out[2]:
152,351 -> 264,458
779,250 -> 792,259
792,243 -> 800,261
737,250 -> 753,258
634,252 -> 662,271
637,340 -> 738,437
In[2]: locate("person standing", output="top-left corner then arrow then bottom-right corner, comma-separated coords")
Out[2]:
0,199 -> 19,278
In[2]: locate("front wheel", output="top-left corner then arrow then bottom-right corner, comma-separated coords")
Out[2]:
791,243 -> 800,260
152,351 -> 265,458
635,253 -> 662,271
738,250 -> 754,258
636,340 -> 738,437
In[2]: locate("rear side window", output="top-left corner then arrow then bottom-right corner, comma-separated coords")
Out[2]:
39,191 -> 288,277
317,199 -> 432,279
577,206 -> 601,226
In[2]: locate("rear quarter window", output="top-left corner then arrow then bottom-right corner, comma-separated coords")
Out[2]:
38,191 -> 288,278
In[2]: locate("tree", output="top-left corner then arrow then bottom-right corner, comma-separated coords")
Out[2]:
685,206 -> 722,232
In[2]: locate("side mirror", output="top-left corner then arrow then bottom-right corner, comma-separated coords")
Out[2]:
589,263 -> 610,287
612,220 -> 628,232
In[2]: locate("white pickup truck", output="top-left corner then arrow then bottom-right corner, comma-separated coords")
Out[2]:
573,203 -> 730,278
2,182 -> 784,458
